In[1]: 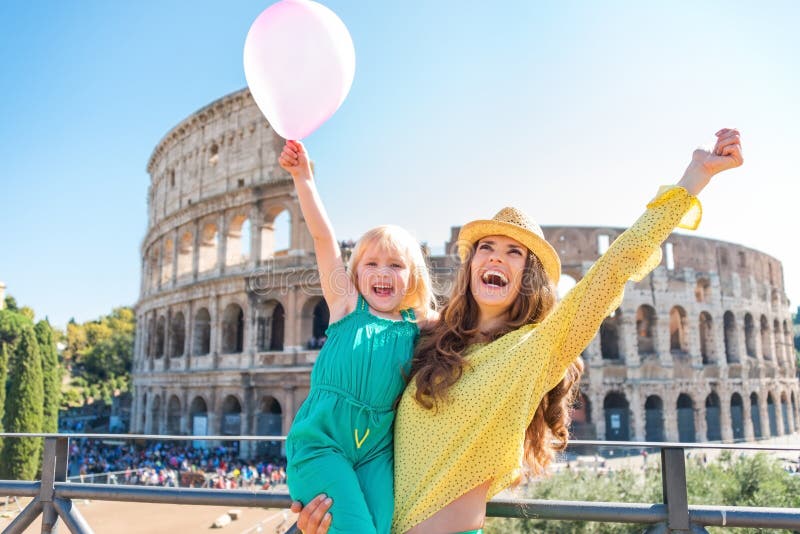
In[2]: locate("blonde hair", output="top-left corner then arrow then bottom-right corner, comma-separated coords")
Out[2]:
347,225 -> 437,319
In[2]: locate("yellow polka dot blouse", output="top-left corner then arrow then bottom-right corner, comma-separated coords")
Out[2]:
391,186 -> 701,533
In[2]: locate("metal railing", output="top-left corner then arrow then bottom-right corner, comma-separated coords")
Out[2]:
0,433 -> 798,533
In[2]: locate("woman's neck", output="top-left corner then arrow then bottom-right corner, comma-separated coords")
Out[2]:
475,308 -> 508,338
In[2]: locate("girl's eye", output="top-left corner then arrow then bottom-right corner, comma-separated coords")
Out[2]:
391,263 -> 404,269
365,262 -> 377,267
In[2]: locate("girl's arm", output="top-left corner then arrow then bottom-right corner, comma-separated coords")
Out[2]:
279,141 -> 354,322
533,129 -> 743,388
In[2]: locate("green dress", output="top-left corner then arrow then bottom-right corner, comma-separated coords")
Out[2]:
287,293 -> 418,534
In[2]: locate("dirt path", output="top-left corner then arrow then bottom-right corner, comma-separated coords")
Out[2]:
0,499 -> 297,534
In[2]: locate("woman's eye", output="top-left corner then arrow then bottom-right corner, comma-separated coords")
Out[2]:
478,243 -> 491,251
509,249 -> 522,256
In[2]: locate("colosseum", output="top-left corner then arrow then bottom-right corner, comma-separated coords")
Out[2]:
131,88 -> 799,456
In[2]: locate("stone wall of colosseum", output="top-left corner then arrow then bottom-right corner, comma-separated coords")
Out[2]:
133,89 -> 799,458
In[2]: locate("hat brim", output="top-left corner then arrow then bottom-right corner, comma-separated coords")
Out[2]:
457,220 -> 561,284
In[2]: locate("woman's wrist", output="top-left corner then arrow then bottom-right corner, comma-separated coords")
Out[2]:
677,163 -> 712,196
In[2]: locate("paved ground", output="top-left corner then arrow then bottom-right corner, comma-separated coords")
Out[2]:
0,499 -> 298,533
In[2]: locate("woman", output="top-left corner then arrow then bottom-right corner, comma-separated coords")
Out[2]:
295,129 -> 743,533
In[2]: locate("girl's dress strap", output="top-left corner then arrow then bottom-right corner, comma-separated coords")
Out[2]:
357,293 -> 368,313
401,308 -> 416,322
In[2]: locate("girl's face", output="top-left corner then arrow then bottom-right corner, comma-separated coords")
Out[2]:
355,243 -> 411,315
469,234 -> 528,315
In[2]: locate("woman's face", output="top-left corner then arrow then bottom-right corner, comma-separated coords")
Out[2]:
469,234 -> 528,316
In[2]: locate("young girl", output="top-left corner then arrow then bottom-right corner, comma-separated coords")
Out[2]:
278,140 -> 437,534
293,128 -> 743,534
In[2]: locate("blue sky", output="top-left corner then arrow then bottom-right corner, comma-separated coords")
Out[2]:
2,1 -> 799,328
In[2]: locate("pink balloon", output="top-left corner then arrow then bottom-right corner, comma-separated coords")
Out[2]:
243,0 -> 356,140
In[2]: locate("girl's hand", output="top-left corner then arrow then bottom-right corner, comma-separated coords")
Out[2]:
290,495 -> 332,534
679,128 -> 743,195
279,140 -> 313,180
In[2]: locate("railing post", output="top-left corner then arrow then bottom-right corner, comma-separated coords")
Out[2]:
661,446 -> 706,533
40,437 -> 59,533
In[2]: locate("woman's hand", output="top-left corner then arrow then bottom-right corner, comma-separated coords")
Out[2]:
279,140 -> 313,181
290,495 -> 332,534
678,128 -> 743,195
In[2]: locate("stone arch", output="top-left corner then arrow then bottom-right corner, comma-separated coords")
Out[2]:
603,392 -> 630,441
600,309 -> 621,360
774,319 -> 784,366
166,395 -> 181,435
198,221 -> 219,273
257,396 -> 284,458
226,213 -> 251,266
220,394 -> 243,436
193,308 -> 211,356
767,392 -> 778,437
148,247 -> 160,292
705,392 -> 722,441
636,305 -> 657,356
760,315 -> 771,361
730,393 -> 745,441
750,392 -> 762,438
669,306 -> 689,356
644,395 -> 664,442
782,321 -> 792,367
723,311 -> 738,363
169,312 -> 186,357
677,393 -> 696,443
221,303 -> 245,354
189,396 -> 209,436
155,316 -> 166,358
695,277 -> 711,303
177,230 -> 194,277
571,392 -> 591,424
260,204 -> 293,260
208,142 -> 219,166
146,317 -> 155,358
699,312 -> 715,364
744,313 -> 757,358
256,300 -> 285,352
161,238 -> 174,285
140,393 -> 148,433
301,296 -> 330,349
177,230 -> 194,278
780,392 -> 790,435
150,394 -> 162,434
596,232 -> 611,255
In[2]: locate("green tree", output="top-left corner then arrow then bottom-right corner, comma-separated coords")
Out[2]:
0,322 -> 44,480
61,307 -> 135,408
34,320 -> 61,434
0,344 -> 8,430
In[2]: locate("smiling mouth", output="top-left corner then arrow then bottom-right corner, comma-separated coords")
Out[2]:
373,284 -> 394,297
481,270 -> 509,288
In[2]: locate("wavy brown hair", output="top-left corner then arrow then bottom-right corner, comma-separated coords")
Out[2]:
409,244 -> 584,477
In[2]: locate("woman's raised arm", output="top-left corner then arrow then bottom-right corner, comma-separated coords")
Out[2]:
533,129 -> 742,388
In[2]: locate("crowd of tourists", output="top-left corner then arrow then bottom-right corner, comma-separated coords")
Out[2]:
68,438 -> 287,489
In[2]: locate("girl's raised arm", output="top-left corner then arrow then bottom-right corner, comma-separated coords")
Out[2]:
279,140 -> 354,322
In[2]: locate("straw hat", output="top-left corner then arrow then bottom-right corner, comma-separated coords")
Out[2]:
457,207 -> 561,284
